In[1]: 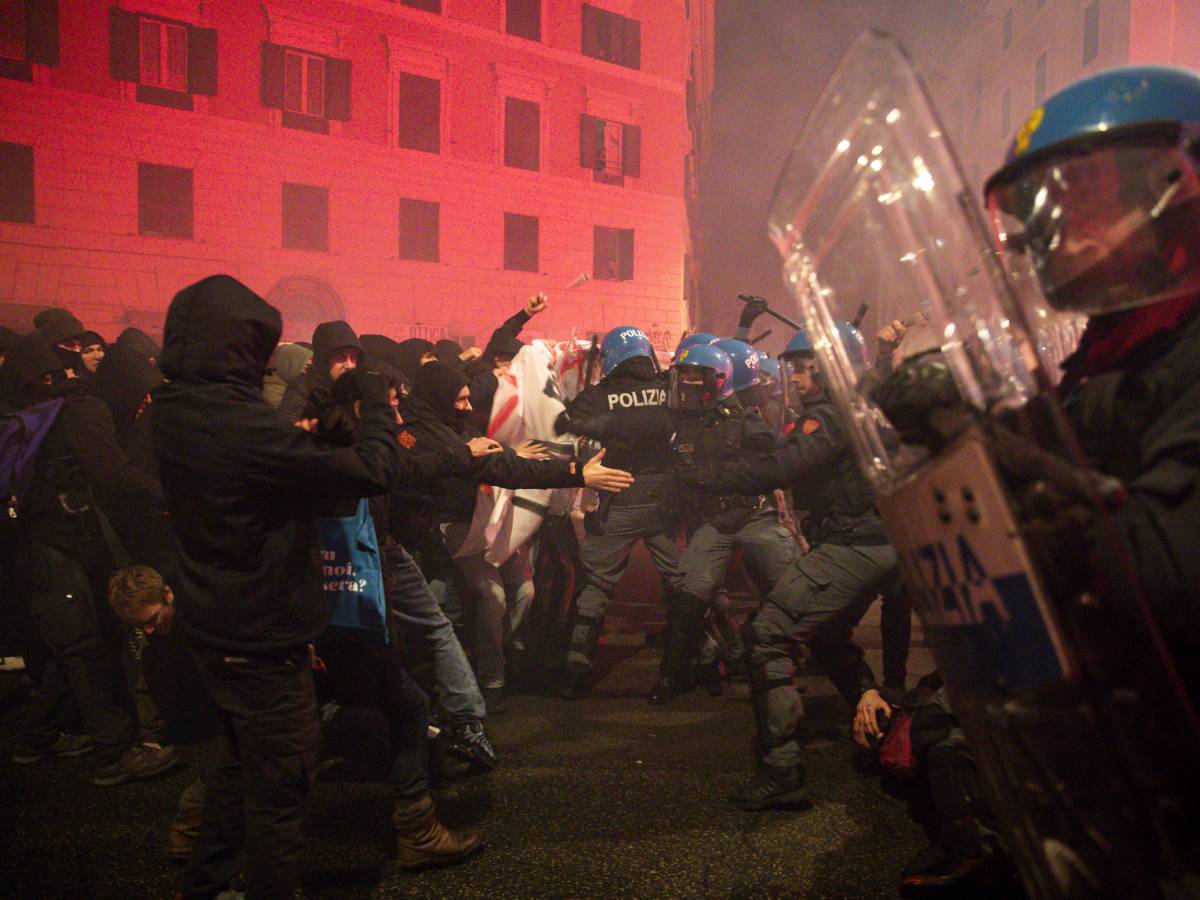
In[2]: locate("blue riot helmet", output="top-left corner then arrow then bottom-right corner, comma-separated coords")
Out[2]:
986,65 -> 1200,315
600,325 -> 656,377
669,343 -> 733,411
713,338 -> 761,393
779,321 -> 865,412
757,354 -> 781,386
674,331 -> 718,360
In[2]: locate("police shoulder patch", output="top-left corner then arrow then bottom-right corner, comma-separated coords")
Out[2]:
398,430 -> 417,449
801,418 -> 821,434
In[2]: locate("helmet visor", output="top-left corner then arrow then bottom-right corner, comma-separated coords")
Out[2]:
779,353 -> 818,415
986,129 -> 1200,315
669,365 -> 726,410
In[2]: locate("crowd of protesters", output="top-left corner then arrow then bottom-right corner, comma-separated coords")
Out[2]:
0,275 -> 955,898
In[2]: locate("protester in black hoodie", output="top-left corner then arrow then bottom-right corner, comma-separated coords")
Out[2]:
313,370 -> 485,868
276,319 -> 362,422
399,361 -> 634,707
1,335 -> 178,787
152,275 -> 398,899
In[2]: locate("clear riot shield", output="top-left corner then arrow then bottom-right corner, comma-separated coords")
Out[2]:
767,31 -> 1200,899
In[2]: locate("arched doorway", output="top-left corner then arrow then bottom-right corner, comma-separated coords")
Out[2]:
264,275 -> 346,342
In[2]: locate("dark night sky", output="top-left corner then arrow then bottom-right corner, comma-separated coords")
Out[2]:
698,0 -> 984,349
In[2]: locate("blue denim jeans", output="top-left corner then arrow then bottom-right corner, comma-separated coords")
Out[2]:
384,541 -> 485,724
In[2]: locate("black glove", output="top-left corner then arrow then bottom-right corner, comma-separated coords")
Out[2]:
738,294 -> 768,329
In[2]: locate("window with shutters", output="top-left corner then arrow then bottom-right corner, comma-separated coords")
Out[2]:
504,97 -> 540,171
282,182 -> 329,252
138,163 -> 193,239
399,198 -> 439,262
593,226 -> 633,281
582,4 -> 639,70
579,114 -> 641,186
0,142 -> 34,223
260,42 -> 351,134
284,50 -> 324,117
398,72 -> 440,153
504,213 -> 538,272
139,17 -> 187,92
0,0 -> 57,82
506,0 -> 540,41
110,10 -> 215,109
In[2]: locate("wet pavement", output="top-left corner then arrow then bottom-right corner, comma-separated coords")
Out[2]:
0,555 -> 934,899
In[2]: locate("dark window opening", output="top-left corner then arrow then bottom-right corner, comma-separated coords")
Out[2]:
0,0 -> 24,61
582,3 -> 640,70
504,97 -> 540,170
401,0 -> 441,11
398,72 -> 440,153
282,182 -> 329,252
504,213 -> 538,272
0,141 -> 34,223
399,198 -> 439,262
506,0 -> 540,41
0,0 -> 57,81
138,162 -> 193,238
593,226 -> 633,281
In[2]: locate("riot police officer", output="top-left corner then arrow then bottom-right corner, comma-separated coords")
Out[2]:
652,344 -> 797,704
554,326 -> 682,699
985,66 -> 1200,698
687,323 -> 901,809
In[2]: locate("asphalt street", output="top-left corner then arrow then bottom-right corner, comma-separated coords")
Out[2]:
0,556 -> 935,899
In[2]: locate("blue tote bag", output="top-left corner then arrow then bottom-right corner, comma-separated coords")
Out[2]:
318,498 -> 389,644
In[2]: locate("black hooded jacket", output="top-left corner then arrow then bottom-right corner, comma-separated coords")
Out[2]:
392,361 -> 585,534
277,320 -> 363,422
152,276 -> 398,653
0,336 -> 165,552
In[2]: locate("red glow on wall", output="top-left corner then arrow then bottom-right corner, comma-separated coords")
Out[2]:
0,0 -> 713,356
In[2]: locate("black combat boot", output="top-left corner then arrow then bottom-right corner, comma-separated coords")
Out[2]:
729,761 -> 808,810
561,614 -> 602,700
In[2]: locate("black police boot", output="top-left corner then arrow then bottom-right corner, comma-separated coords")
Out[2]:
648,593 -> 707,706
561,614 -> 601,700
729,761 -> 808,810
695,660 -> 725,696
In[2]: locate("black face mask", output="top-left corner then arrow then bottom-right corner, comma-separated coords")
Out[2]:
451,406 -> 471,424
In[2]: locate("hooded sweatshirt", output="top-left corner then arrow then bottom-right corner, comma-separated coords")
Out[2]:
152,276 -> 398,653
262,342 -> 313,409
276,320 -> 362,421
115,327 -> 162,365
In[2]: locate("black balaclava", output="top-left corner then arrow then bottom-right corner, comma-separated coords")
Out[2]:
433,339 -> 464,368
115,327 -> 162,366
34,308 -> 85,373
0,335 -> 65,409
412,360 -> 469,428
396,338 -> 434,385
92,342 -> 161,438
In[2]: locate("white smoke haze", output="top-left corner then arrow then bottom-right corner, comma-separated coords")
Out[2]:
701,0 -> 988,352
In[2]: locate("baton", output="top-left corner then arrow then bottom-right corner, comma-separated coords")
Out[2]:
749,328 -> 773,345
851,303 -> 869,329
737,293 -> 803,331
566,272 -> 591,289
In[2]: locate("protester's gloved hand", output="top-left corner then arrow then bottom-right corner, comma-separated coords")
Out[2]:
738,294 -> 769,329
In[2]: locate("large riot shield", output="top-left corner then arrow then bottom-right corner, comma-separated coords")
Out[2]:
767,31 -> 1200,899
